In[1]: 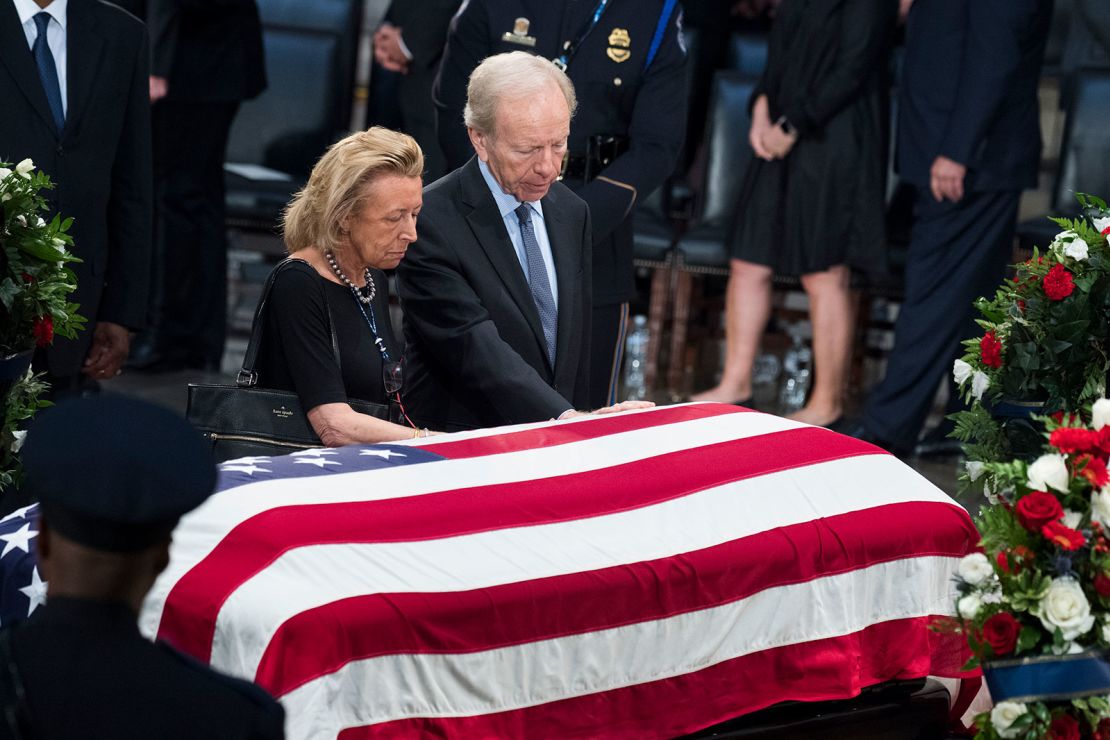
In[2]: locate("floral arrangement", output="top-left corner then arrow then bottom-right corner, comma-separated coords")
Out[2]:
951,194 -> 1110,468
0,159 -> 85,490
953,400 -> 1110,739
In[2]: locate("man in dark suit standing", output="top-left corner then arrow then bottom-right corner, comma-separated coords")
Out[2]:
134,0 -> 265,372
371,0 -> 462,182
848,0 -> 1054,454
0,0 -> 152,391
434,0 -> 688,408
398,52 -> 601,431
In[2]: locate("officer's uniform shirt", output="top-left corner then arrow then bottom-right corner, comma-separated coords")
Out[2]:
435,0 -> 689,307
3,597 -> 285,739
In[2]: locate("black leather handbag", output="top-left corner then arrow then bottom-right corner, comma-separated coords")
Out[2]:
186,258 -> 392,462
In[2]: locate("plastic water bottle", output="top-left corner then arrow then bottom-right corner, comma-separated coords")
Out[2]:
622,315 -> 650,401
778,327 -> 812,413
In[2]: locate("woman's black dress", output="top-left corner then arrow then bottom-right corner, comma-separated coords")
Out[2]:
729,0 -> 896,276
257,259 -> 402,410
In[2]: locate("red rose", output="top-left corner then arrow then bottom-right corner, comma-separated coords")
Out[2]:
1016,490 -> 1064,531
32,315 -> 54,347
1102,225 -> 1110,236
1095,573 -> 1110,598
1077,454 -> 1110,488
1051,427 -> 1098,454
1042,520 -> 1086,550
1048,714 -> 1081,740
1099,717 -> 1110,740
981,612 -> 1021,656
980,331 -> 1003,369
1043,263 -> 1076,301
21,272 -> 34,283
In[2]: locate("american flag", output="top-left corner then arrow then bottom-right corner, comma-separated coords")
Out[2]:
126,403 -> 974,738
0,505 -> 46,628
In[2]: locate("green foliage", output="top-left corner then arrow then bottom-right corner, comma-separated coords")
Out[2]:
0,370 -> 50,491
0,160 -> 82,493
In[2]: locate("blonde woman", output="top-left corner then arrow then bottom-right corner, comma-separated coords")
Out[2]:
255,127 -> 430,445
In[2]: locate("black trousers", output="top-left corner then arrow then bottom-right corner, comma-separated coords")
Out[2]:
588,302 -> 629,408
863,187 -> 1020,449
152,100 -> 240,366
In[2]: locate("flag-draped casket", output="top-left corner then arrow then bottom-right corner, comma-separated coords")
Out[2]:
139,404 -> 977,738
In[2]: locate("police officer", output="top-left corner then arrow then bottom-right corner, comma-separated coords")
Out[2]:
434,0 -> 688,407
0,396 -> 285,739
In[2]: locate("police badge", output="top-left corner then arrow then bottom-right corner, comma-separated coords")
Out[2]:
607,28 -> 631,63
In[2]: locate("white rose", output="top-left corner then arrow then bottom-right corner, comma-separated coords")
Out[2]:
957,552 -> 994,586
1102,622 -> 1110,644
1034,577 -> 1095,640
14,158 -> 34,178
1094,488 -> 1110,527
9,430 -> 27,454
1063,509 -> 1083,529
971,371 -> 990,401
957,593 -> 982,620
1027,453 -> 1070,493
984,479 -> 1001,505
991,701 -> 1028,738
953,359 -> 973,386
1064,237 -> 1089,261
1094,216 -> 1110,237
1052,229 -> 1080,252
0,167 -> 11,180
35,216 -> 44,228
966,460 -> 985,481
1093,398 -> 1110,430
1052,640 -> 1085,655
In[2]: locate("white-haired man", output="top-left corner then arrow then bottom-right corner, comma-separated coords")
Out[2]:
398,52 -> 642,431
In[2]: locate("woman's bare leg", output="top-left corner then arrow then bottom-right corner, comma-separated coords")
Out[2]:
691,259 -> 774,403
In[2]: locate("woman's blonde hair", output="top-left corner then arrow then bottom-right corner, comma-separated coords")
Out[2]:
282,127 -> 424,255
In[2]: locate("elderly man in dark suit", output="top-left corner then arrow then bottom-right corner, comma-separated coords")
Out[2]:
0,0 -> 152,392
399,52 -> 647,431
846,0 -> 1054,455
434,0 -> 688,408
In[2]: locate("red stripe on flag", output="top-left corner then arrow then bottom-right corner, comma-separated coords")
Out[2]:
337,618 -> 975,740
257,500 -> 974,696
417,403 -> 751,459
158,427 -> 883,661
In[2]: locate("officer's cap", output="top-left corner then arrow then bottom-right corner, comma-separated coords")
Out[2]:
21,394 -> 216,552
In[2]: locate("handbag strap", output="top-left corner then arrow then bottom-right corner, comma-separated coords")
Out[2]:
238,257 -> 346,388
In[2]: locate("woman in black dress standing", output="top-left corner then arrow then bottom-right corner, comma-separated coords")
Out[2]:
256,127 -> 431,444
692,0 -> 896,427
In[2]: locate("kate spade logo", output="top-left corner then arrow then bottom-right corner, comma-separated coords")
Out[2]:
272,406 -> 294,419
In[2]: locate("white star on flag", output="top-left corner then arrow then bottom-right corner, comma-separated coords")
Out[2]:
222,456 -> 272,466
290,449 -> 338,457
293,458 -> 341,468
19,566 -> 47,617
221,464 -> 271,475
359,449 -> 406,460
0,504 -> 36,525
0,522 -> 38,558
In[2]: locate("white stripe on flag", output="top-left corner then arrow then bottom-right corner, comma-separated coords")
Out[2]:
209,455 -> 957,679
280,555 -> 960,740
142,411 -> 806,636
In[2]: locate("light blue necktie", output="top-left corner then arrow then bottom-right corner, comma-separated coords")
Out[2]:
32,13 -> 65,134
515,203 -> 558,367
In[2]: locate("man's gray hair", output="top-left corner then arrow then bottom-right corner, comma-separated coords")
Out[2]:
464,51 -> 577,137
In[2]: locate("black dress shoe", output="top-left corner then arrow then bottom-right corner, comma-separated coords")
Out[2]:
913,421 -> 965,458
833,418 -> 911,458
